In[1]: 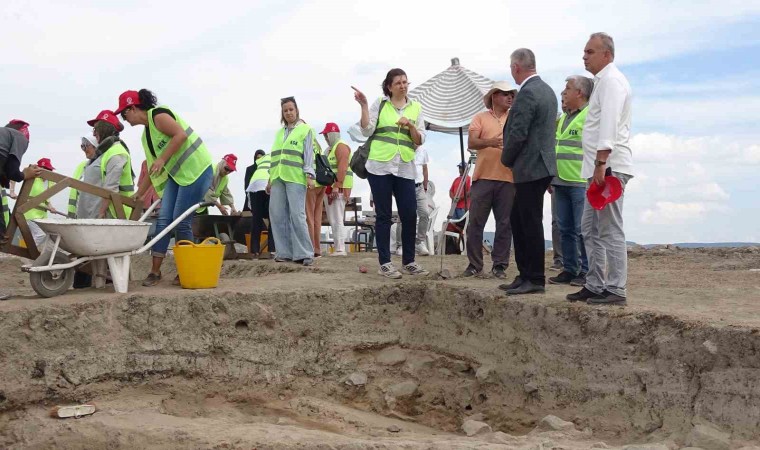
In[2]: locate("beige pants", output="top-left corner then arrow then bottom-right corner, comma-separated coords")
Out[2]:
305,187 -> 326,256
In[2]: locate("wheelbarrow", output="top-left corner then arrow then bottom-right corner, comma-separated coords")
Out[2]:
22,201 -> 215,297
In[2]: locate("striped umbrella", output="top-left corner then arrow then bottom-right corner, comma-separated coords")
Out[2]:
409,57 -> 494,163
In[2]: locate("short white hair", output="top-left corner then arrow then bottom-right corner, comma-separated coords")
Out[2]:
510,48 -> 536,71
590,32 -> 615,59
565,75 -> 593,99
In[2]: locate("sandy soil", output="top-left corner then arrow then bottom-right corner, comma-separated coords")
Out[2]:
0,246 -> 759,449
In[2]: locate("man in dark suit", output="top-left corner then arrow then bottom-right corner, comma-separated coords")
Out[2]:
500,48 -> 558,295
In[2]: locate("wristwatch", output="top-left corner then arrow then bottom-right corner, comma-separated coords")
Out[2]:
594,160 -> 607,167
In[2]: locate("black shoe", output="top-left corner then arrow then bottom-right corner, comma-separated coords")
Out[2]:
505,280 -> 545,295
498,276 -> 524,291
566,287 -> 604,302
587,290 -> 627,305
570,272 -> 586,287
461,265 -> 482,278
491,265 -> 507,279
548,271 -> 575,285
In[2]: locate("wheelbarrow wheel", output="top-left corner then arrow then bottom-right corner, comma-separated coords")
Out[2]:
29,252 -> 75,298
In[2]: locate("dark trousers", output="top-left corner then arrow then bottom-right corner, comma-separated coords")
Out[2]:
511,176 -> 552,285
248,191 -> 274,254
367,173 -> 417,266
466,180 -> 515,272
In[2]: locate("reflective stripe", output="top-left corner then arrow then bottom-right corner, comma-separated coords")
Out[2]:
271,149 -> 304,159
373,135 -> 416,149
185,126 -> 194,135
119,184 -> 135,192
271,160 -> 303,169
168,137 -> 204,177
556,153 -> 583,161
557,139 -> 582,148
375,126 -> 411,137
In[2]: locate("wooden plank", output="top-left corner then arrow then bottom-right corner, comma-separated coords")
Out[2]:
110,193 -> 126,219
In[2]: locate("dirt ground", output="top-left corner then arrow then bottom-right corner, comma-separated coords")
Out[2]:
1,246 -> 759,449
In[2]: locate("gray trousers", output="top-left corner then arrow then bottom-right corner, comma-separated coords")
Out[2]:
395,184 -> 430,246
466,180 -> 514,271
582,172 -> 632,297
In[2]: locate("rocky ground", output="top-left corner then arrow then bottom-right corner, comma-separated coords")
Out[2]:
0,246 -> 759,449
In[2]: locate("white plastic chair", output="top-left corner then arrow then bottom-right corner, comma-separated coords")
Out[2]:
425,206 -> 439,256
436,211 -> 469,255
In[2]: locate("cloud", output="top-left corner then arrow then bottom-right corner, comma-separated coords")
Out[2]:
640,202 -> 716,225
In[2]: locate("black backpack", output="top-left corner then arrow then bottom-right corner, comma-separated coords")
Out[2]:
315,153 -> 336,186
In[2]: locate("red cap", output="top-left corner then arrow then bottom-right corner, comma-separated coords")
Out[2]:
114,90 -> 140,114
320,122 -> 340,134
586,176 -> 623,210
222,153 -> 238,172
87,110 -> 124,132
8,119 -> 30,140
37,158 -> 55,171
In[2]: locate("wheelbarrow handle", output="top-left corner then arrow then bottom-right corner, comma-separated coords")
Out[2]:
137,200 -> 162,222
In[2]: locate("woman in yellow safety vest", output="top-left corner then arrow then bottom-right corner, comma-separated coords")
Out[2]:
266,97 -> 316,266
246,149 -> 275,257
116,89 -> 213,287
351,69 -> 429,279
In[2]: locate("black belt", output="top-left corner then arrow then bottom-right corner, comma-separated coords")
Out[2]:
415,183 -> 422,187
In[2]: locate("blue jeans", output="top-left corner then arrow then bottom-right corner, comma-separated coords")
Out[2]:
268,179 -> 313,261
453,207 -> 466,221
368,173 -> 417,266
554,184 -> 588,275
151,166 -> 213,256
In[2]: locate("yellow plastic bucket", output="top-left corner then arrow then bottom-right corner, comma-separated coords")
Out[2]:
173,237 -> 224,289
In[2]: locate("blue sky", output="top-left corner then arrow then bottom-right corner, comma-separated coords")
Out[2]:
1,0 -> 758,244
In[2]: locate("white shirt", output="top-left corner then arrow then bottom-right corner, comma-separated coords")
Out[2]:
348,96 -> 427,180
414,146 -> 429,184
517,73 -> 539,91
582,62 -> 634,178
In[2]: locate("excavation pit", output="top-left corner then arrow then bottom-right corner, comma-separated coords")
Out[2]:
1,248 -> 759,449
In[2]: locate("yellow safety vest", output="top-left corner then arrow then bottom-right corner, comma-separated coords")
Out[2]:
555,106 -> 588,183
1,188 -> 9,226
67,161 -> 87,218
328,139 -> 353,188
368,99 -> 421,163
196,169 -> 229,214
250,154 -> 271,182
142,106 -> 212,196
24,178 -> 52,221
100,141 -> 135,218
270,123 -> 313,186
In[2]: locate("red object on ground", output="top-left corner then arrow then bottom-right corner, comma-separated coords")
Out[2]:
586,176 -> 623,210
359,265 -> 368,273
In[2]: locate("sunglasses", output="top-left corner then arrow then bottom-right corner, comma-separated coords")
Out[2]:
280,96 -> 295,105
120,106 -> 133,119
81,144 -> 88,150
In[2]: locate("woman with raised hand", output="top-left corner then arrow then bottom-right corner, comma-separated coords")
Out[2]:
266,97 -> 315,266
116,89 -> 213,287
351,68 -> 429,279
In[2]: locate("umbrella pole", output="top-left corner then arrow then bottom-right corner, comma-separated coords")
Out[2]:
458,127 -> 465,165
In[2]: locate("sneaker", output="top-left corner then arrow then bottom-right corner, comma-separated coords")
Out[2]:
549,261 -> 563,272
274,257 -> 292,263
378,262 -> 403,279
491,265 -> 507,279
548,271 -> 575,285
301,258 -> 314,267
403,262 -> 429,276
461,265 -> 482,277
395,247 -> 403,256
570,272 -> 586,287
566,287 -> 604,302
415,242 -> 429,256
314,254 -> 322,259
587,290 -> 627,306
0,291 -> 11,301
329,251 -> 347,257
142,272 -> 161,287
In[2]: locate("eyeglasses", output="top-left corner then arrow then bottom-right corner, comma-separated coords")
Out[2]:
280,96 -> 295,104
81,144 -> 87,150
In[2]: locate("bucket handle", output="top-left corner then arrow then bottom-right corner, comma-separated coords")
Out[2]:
175,240 -> 197,247
200,237 -> 222,246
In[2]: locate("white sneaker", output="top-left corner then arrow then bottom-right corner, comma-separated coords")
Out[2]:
395,247 -> 403,256
378,262 -> 403,279
329,251 -> 347,257
403,262 -> 429,276
415,242 -> 429,256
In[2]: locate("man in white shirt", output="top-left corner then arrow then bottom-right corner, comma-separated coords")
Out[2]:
567,32 -> 634,306
394,146 -> 432,255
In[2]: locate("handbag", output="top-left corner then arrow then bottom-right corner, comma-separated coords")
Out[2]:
349,100 -> 387,179
315,153 -> 336,186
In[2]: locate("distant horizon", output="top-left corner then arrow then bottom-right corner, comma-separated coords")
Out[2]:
480,232 -> 759,250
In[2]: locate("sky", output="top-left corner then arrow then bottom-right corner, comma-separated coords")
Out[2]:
2,0 -> 759,245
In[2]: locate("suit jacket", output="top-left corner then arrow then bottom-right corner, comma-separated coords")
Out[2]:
501,76 -> 558,183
